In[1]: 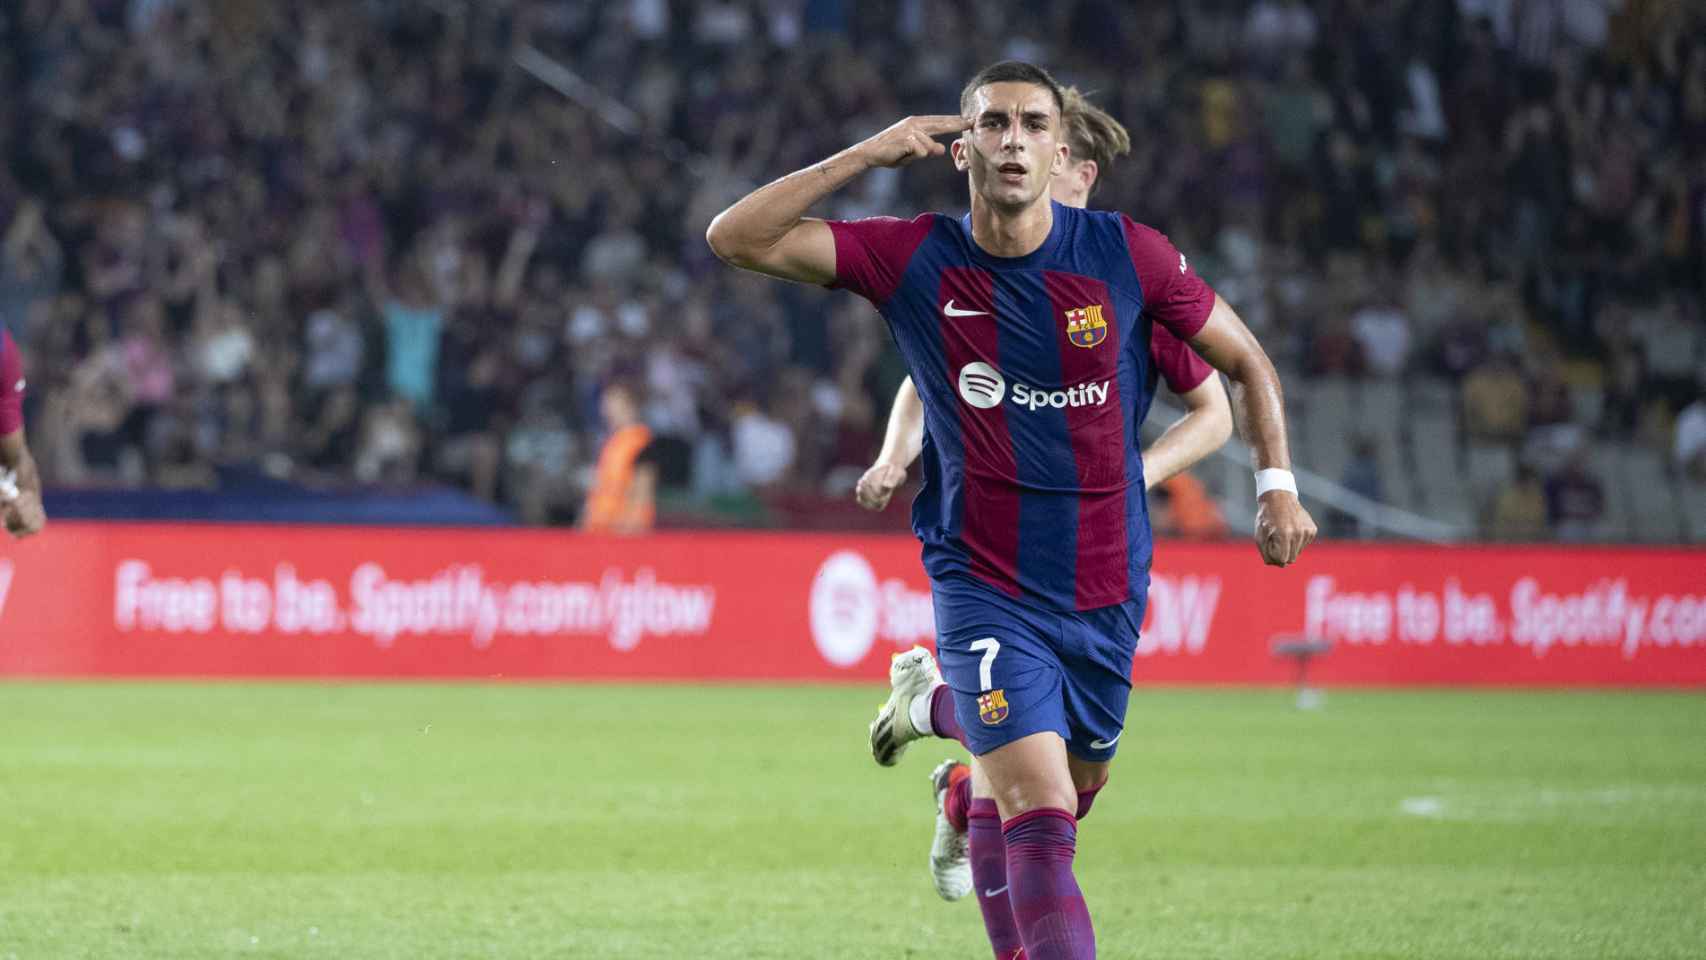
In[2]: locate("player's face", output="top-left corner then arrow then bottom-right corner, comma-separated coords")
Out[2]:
1050,156 -> 1096,210
953,82 -> 1068,211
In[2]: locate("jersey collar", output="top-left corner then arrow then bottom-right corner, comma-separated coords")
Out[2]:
961,200 -> 1068,270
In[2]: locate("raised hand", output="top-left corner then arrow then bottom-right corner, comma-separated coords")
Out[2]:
1254,491 -> 1317,567
855,115 -> 972,169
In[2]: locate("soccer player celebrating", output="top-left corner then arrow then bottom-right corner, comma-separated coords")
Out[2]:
857,86 -> 1230,516
0,325 -> 46,539
853,87 -> 1233,912
707,62 -> 1315,959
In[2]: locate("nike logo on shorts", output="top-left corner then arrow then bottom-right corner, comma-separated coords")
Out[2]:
942,299 -> 989,318
1089,731 -> 1123,750
982,885 -> 1008,898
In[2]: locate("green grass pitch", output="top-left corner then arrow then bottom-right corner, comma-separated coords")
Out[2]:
1,683 -> 1702,959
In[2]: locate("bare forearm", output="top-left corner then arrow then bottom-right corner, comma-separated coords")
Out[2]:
1189,299 -> 1316,565
1143,382 -> 1232,489
877,378 -> 925,469
1227,359 -> 1291,471
705,148 -> 869,272
706,114 -> 968,281
1188,297 -> 1292,471
1,430 -> 39,491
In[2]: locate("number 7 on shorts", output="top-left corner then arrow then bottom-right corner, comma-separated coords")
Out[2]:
969,636 -> 1000,691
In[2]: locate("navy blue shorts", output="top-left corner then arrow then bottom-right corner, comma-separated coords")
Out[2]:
931,573 -> 1146,762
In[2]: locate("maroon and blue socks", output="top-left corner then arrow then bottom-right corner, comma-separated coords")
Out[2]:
1002,808 -> 1096,959
1074,783 -> 1102,820
931,679 -> 1098,958
945,765 -> 974,833
968,800 -> 1097,960
928,683 -> 967,748
968,798 -> 1026,960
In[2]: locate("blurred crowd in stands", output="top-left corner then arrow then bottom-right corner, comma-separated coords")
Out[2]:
1,0 -> 1702,537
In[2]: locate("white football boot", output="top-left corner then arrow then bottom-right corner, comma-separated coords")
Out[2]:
868,646 -> 942,766
928,758 -> 973,901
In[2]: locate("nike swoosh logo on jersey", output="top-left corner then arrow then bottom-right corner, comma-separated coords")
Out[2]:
982,885 -> 1008,898
1089,731 -> 1123,750
942,300 -> 989,318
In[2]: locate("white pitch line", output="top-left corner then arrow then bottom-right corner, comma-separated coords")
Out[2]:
1399,796 -> 1446,818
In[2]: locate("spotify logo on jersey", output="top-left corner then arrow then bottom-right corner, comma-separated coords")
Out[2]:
958,362 -> 1007,409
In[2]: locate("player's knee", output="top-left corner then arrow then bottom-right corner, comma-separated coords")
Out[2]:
992,780 -> 1077,821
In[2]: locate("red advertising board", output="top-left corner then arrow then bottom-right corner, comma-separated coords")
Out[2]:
1,523 -> 1702,685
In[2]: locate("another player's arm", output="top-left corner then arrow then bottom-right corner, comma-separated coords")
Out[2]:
0,428 -> 45,539
0,332 -> 41,538
1142,375 -> 1233,491
705,115 -> 971,284
856,378 -> 925,510
1186,295 -> 1316,566
861,363 -> 1235,507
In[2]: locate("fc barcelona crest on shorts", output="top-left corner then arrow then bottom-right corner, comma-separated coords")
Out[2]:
1065,305 -> 1108,348
978,689 -> 1010,725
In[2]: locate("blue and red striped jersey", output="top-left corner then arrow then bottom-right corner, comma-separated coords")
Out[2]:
829,202 -> 1216,611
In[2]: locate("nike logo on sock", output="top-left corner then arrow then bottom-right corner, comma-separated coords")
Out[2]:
981,885 -> 1008,898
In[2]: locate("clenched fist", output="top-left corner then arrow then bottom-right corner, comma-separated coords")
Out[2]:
855,462 -> 908,511
3,490 -> 45,539
1255,490 -> 1317,567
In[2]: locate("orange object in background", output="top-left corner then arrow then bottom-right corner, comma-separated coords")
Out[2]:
582,383 -> 656,534
581,423 -> 654,533
1159,472 -> 1229,540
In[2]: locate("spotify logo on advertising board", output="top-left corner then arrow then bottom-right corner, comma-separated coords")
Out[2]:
809,550 -> 880,667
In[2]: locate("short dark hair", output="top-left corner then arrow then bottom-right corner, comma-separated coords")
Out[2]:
960,60 -> 1065,118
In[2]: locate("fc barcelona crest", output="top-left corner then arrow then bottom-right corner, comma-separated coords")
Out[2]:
1065,305 -> 1108,348
978,689 -> 1010,725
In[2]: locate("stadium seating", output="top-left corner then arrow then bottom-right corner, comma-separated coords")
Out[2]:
1464,444 -> 1516,514
1687,482 -> 1706,542
1589,445 -> 1633,541
1623,449 -> 1683,543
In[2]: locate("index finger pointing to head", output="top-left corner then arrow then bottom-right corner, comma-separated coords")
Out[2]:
916,115 -> 973,135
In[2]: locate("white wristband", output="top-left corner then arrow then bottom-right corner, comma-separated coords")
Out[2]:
1254,468 -> 1297,498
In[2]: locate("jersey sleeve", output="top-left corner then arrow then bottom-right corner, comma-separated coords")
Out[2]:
1150,324 -> 1215,394
0,329 -> 23,435
1121,216 -> 1215,341
826,214 -> 935,306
